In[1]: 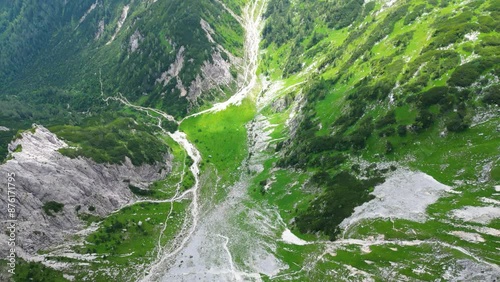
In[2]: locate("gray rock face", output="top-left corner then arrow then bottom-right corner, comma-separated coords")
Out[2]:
246,114 -> 274,174
0,126 -> 170,255
187,51 -> 235,106
157,46 -> 186,87
129,30 -> 144,53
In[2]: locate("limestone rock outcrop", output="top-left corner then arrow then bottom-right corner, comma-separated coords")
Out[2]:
0,126 -> 170,254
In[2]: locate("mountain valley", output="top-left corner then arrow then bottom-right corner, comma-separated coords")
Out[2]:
0,0 -> 499,281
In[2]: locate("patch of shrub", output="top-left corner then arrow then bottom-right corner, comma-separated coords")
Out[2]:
385,141 -> 394,154
448,58 -> 499,87
375,111 -> 396,129
397,125 -> 407,137
404,4 -> 426,25
309,152 -> 347,169
347,118 -> 374,150
418,86 -> 449,107
412,109 -> 435,132
482,85 -> 500,105
393,31 -> 414,55
13,260 -> 67,282
295,171 -> 384,239
378,127 -> 396,137
161,119 -> 179,133
42,201 -> 64,216
491,164 -> 500,181
446,112 -> 469,132
129,184 -> 154,197
478,15 -> 499,32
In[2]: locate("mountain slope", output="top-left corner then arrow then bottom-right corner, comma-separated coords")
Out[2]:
1,0 -> 244,116
0,0 -> 246,164
0,0 -> 499,281
248,0 -> 500,280
262,0 -> 500,232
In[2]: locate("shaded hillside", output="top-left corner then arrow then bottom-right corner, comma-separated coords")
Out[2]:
0,0 -> 246,162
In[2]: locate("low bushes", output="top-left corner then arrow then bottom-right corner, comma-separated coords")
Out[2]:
295,171 -> 384,239
43,201 -> 64,216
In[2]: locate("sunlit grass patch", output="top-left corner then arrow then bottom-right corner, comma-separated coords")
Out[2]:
181,98 -> 256,183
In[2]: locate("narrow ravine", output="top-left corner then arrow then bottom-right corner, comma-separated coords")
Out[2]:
182,0 -> 266,121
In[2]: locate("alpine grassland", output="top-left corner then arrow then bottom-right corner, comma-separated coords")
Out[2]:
181,98 -> 256,184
